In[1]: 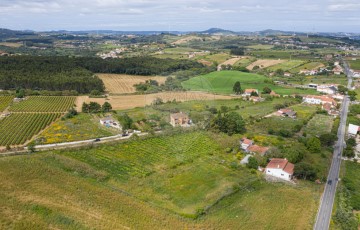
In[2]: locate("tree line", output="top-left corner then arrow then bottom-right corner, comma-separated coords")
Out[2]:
0,56 -> 203,93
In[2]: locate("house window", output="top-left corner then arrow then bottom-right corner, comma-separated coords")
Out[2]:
281,174 -> 284,176
267,170 -> 270,173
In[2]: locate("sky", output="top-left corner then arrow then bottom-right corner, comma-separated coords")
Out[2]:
1,0 -> 360,32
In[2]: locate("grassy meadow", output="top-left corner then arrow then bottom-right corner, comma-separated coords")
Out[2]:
38,113 -> 117,144
0,131 -> 321,229
182,70 -> 319,95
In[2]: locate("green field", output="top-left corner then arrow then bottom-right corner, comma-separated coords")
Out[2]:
195,53 -> 231,64
341,161 -> 360,210
290,104 -> 318,120
38,113 -> 117,144
349,59 -> 360,70
0,132 -> 320,229
267,60 -> 305,72
0,113 -> 61,146
246,44 -> 274,50
290,62 -> 324,73
304,114 -> 334,137
182,71 -> 319,95
9,96 -> 76,113
0,96 -> 13,112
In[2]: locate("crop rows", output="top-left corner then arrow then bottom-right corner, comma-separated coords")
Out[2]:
60,132 -> 219,181
9,96 -> 76,112
0,113 -> 61,146
0,96 -> 13,112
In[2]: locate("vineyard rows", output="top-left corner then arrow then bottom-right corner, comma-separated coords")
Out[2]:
0,96 -> 13,112
60,132 -> 219,180
0,113 -> 61,146
9,96 -> 76,112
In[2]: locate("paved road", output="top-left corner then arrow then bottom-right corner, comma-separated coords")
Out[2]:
313,59 -> 352,230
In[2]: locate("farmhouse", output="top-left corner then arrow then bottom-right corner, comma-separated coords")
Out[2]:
300,69 -> 318,76
348,124 -> 360,136
240,137 -> 254,150
316,84 -> 337,95
283,72 -> 292,77
242,89 -> 259,97
277,108 -> 297,118
248,145 -> 270,156
265,158 -> 294,181
303,95 -> 337,107
333,66 -> 343,75
240,137 -> 269,156
170,112 -> 191,127
100,117 -> 121,129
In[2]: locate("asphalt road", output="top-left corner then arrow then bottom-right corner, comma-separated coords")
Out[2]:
313,60 -> 352,230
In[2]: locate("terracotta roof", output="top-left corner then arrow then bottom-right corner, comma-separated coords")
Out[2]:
244,89 -> 257,93
170,112 -> 188,119
266,158 -> 294,174
304,95 -> 336,105
322,103 -> 332,111
241,138 -> 253,145
248,145 -> 269,155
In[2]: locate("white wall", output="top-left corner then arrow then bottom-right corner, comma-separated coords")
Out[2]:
265,168 -> 292,181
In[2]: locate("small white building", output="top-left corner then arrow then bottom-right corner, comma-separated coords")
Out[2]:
348,124 -> 360,136
317,85 -> 337,95
265,158 -> 294,181
242,89 -> 259,97
303,95 -> 337,106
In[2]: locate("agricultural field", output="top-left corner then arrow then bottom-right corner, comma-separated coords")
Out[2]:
9,96 -> 76,113
98,74 -> 167,94
289,62 -> 325,73
246,44 -> 274,50
247,59 -> 286,70
340,161 -> 360,210
171,36 -> 203,45
0,113 -> 61,146
0,96 -> 13,112
251,117 -> 304,135
182,71 -> 319,95
300,75 -> 347,85
290,104 -> 318,120
219,56 -> 244,66
76,92 -> 233,111
195,53 -> 231,65
249,50 -> 312,60
0,42 -> 22,48
38,113 -> 117,144
266,60 -> 305,72
304,114 -> 334,137
349,59 -> 360,70
0,145 -> 320,229
233,57 -> 256,67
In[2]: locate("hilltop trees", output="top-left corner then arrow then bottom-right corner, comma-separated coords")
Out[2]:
82,102 -> 113,113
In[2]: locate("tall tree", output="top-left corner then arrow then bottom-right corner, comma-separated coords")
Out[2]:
233,81 -> 242,95
102,102 -> 112,112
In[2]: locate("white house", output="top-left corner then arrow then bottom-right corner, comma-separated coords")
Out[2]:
348,124 -> 360,136
265,158 -> 294,181
240,137 -> 254,150
242,89 -> 259,97
303,95 -> 337,106
317,85 -> 337,95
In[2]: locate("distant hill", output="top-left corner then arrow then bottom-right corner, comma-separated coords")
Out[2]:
200,28 -> 237,35
0,28 -> 35,41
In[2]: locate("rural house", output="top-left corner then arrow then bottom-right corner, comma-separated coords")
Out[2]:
240,137 -> 254,150
248,145 -> 270,156
249,96 -> 264,102
242,89 -> 259,97
270,91 -> 280,97
316,84 -> 337,95
240,137 -> 269,156
265,158 -> 294,181
170,112 -> 191,127
303,95 -> 337,107
277,108 -> 297,118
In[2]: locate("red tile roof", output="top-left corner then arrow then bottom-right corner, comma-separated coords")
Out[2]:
266,158 -> 294,175
241,138 -> 253,145
244,89 -> 257,93
248,145 -> 269,155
